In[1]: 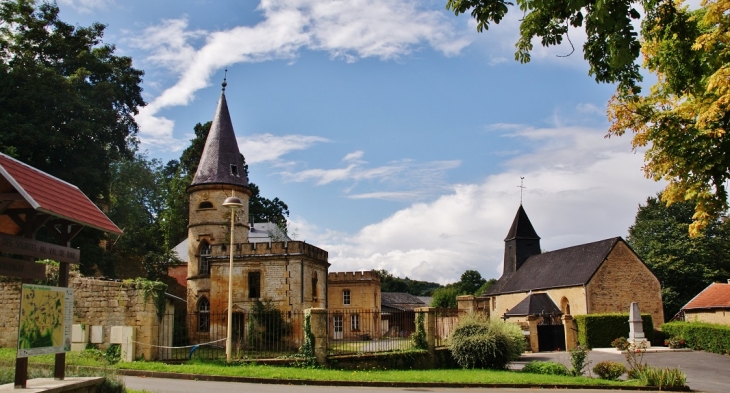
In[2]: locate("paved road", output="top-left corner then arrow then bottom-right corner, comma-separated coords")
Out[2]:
123,350 -> 730,393
122,377 -> 667,393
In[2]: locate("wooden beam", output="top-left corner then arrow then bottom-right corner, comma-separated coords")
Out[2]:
0,192 -> 24,201
0,200 -> 12,215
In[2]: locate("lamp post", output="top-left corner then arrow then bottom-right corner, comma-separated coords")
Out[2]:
222,196 -> 244,363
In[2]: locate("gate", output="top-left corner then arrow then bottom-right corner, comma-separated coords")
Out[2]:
536,316 -> 565,352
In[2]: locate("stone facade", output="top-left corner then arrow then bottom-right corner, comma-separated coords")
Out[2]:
327,271 -> 381,340
0,277 -> 170,360
684,310 -> 730,325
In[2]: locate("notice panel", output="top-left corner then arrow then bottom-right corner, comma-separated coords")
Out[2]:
0,233 -> 79,264
17,284 -> 73,358
0,257 -> 45,280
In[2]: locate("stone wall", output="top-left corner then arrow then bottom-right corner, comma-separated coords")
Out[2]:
684,310 -> 730,325
488,287 -> 587,321
586,241 -> 664,328
327,271 -> 381,311
0,277 -> 169,360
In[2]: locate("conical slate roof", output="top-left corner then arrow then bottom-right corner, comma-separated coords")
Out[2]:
504,205 -> 540,241
191,89 -> 248,187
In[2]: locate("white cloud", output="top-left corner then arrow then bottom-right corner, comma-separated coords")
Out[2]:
576,103 -> 604,116
58,0 -> 110,13
239,133 -> 328,164
301,124 -> 663,284
130,0 -> 471,149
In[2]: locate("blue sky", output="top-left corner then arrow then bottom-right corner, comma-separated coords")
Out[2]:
58,0 -> 664,283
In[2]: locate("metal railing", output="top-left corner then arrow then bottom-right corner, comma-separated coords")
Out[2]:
327,309 -> 417,355
157,310 -> 304,360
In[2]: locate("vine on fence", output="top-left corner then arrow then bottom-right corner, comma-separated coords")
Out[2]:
412,312 -> 428,350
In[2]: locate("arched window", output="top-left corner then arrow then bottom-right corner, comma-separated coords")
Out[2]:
199,241 -> 211,275
197,297 -> 210,332
312,272 -> 318,299
561,297 -> 571,316
198,201 -> 214,209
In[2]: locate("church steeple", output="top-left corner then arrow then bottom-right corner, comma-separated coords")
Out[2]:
190,79 -> 248,187
503,205 -> 541,274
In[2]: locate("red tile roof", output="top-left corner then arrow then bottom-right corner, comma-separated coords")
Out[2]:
683,283 -> 730,310
0,153 -> 122,235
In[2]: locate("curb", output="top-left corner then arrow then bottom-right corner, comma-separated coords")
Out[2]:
117,369 -> 691,391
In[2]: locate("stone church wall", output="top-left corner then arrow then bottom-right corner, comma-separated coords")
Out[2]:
586,241 -> 664,328
0,277 -> 168,360
488,287 -> 586,320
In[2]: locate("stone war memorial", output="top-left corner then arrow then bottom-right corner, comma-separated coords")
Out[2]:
0,153 -> 122,390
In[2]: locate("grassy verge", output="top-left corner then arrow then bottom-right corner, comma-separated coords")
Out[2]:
0,348 -> 641,388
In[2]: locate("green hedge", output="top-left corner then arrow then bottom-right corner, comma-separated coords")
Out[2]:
575,313 -> 653,348
661,322 -> 730,355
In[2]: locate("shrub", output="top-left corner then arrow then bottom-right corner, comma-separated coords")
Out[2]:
611,336 -> 648,378
568,345 -> 590,376
522,361 -> 569,375
575,313 -> 654,348
593,361 -> 627,380
637,366 -> 687,389
662,321 -> 730,355
412,312 -> 428,350
449,313 -> 526,369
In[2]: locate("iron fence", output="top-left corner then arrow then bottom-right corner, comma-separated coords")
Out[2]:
157,310 -> 305,361
434,308 -> 460,347
327,309 -> 416,355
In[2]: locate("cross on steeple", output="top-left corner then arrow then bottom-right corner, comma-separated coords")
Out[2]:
222,68 -> 228,92
517,177 -> 526,204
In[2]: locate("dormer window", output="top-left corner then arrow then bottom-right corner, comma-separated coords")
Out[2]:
199,201 -> 213,209
230,164 -> 239,177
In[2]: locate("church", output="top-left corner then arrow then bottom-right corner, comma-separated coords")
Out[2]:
479,205 -> 664,350
184,80 -> 329,338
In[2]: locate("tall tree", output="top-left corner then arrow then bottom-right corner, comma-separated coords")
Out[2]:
608,1 -> 730,236
0,0 -> 145,200
627,194 -> 730,320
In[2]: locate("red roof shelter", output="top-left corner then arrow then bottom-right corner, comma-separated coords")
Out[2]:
0,152 -> 121,387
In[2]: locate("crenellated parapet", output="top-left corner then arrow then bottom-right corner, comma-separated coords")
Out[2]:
328,270 -> 380,284
208,240 -> 328,261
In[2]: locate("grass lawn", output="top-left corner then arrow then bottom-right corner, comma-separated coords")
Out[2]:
0,347 -> 641,389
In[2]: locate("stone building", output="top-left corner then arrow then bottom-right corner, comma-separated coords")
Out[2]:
185,82 -> 329,345
478,205 -> 664,351
327,271 -> 381,339
680,281 -> 730,325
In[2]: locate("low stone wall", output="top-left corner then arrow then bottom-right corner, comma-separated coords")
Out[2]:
0,277 -> 168,360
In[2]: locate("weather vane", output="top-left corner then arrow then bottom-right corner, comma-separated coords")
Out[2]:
518,177 -> 526,204
222,68 -> 228,92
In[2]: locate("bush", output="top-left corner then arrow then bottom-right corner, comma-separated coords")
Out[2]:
662,321 -> 730,355
575,313 -> 654,348
522,361 -> 569,375
637,366 -> 686,389
449,313 -> 526,369
568,345 -> 590,376
593,361 -> 627,380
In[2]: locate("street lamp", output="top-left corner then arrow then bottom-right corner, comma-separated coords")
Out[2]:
222,196 -> 244,363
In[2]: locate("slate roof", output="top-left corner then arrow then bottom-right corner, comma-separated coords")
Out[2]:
381,292 -> 426,311
504,293 -> 562,317
682,283 -> 730,310
0,153 -> 121,235
191,89 -> 249,188
485,237 -> 623,295
505,204 -> 540,241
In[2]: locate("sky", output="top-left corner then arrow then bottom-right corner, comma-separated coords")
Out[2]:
57,0 -> 665,284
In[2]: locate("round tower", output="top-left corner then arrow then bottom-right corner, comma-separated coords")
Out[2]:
186,80 -> 252,316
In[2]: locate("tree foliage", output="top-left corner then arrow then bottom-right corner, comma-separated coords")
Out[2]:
0,0 -> 145,200
608,0 -> 730,236
375,269 -> 442,296
446,0 -> 645,91
627,194 -> 730,319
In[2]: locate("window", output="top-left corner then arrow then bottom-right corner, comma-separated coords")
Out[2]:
248,271 -> 261,298
351,314 -> 359,331
198,201 -> 213,209
311,272 -> 318,299
343,289 -> 351,305
199,241 -> 211,275
230,164 -> 239,176
197,297 -> 210,332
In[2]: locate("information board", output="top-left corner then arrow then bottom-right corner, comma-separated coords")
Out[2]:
17,284 -> 73,358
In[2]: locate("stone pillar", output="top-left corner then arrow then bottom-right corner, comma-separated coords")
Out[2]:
628,302 -> 650,348
415,307 -> 435,353
562,314 -> 577,351
308,308 -> 328,366
527,315 -> 540,353
456,295 -> 475,313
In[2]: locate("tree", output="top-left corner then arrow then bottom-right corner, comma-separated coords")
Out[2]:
627,194 -> 730,320
0,0 -> 145,200
446,0 -> 644,91
608,1 -> 730,236
431,286 -> 460,308
458,270 -> 486,295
